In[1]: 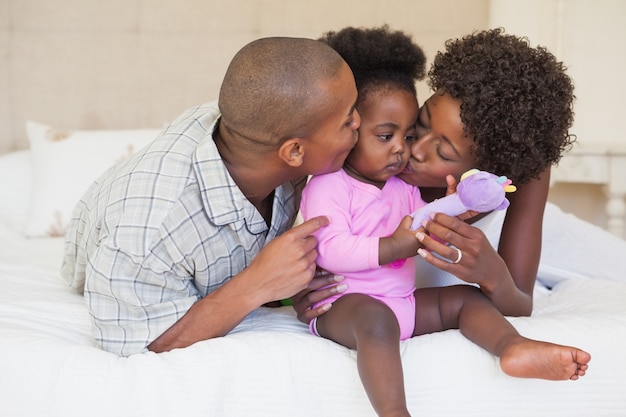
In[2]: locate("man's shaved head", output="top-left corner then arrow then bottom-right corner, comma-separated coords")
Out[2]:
219,37 -> 347,148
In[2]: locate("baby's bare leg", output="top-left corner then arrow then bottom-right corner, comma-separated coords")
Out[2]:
413,286 -> 590,381
316,294 -> 411,417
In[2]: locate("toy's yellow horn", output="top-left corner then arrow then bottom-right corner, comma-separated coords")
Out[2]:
460,168 -> 479,181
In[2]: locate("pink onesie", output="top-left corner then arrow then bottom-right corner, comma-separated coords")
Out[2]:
300,169 -> 425,340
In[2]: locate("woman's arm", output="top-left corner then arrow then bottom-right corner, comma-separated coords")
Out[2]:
415,169 -> 551,316
490,168 -> 551,313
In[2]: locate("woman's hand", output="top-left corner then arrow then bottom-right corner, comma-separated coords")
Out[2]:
290,269 -> 347,324
415,213 -> 508,289
444,174 -> 457,196
415,212 -> 532,316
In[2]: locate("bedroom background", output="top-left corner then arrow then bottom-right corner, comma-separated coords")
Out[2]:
0,0 -> 624,238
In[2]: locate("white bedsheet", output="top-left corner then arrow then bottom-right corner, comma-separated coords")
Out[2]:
1,216 -> 626,417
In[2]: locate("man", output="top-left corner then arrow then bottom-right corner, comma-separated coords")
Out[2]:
62,37 -> 360,356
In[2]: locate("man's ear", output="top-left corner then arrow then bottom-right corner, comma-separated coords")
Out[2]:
278,138 -> 304,167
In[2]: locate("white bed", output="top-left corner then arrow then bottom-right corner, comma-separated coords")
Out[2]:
1,131 -> 626,417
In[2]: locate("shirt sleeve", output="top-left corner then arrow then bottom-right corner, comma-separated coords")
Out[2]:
301,173 -> 380,274
85,235 -> 199,356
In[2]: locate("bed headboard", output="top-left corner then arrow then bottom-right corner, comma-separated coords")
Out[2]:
0,1 -> 489,154
3,2 -> 623,237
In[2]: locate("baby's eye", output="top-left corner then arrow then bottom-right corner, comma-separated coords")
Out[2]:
404,134 -> 417,143
378,134 -> 393,141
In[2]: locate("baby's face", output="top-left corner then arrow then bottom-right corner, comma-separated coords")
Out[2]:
344,89 -> 418,188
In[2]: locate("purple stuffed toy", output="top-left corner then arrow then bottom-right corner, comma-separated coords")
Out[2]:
410,169 -> 516,230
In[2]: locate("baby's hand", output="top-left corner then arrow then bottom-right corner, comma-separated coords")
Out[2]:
379,215 -> 421,266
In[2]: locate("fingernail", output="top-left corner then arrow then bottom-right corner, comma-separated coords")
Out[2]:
333,274 -> 345,282
321,303 -> 332,312
417,248 -> 427,258
422,219 -> 428,228
335,283 -> 348,293
415,232 -> 425,241
429,212 -> 436,219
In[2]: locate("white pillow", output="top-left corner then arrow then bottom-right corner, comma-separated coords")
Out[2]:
0,150 -> 32,232
25,121 -> 161,237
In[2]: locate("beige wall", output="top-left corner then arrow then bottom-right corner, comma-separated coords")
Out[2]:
490,0 -> 626,233
3,0 -> 621,233
490,0 -> 626,148
0,0 -> 489,153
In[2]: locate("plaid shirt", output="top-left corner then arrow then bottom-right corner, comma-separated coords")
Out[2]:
62,101 -> 305,356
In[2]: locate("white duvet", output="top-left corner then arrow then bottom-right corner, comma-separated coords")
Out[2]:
1,205 -> 626,417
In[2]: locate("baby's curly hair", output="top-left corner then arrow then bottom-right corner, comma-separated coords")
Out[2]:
319,25 -> 426,103
429,28 -> 576,184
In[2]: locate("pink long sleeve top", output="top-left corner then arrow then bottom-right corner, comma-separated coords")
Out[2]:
300,169 -> 425,299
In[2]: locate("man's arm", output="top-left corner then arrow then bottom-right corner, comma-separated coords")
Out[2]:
148,216 -> 330,352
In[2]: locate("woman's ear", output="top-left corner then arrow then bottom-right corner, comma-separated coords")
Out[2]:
278,138 -> 304,167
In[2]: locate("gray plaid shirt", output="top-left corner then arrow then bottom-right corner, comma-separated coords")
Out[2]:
62,101 -> 305,356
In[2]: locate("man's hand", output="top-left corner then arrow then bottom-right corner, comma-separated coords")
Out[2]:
245,216 -> 331,305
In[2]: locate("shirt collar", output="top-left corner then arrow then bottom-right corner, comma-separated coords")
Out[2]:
191,108 -> 298,236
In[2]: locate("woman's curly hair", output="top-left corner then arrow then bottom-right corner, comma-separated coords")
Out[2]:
319,25 -> 426,103
429,28 -> 576,184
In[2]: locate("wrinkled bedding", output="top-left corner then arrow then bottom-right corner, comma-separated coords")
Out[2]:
1,213 -> 626,417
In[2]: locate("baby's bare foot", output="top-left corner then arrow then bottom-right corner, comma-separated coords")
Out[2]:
499,337 -> 591,381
